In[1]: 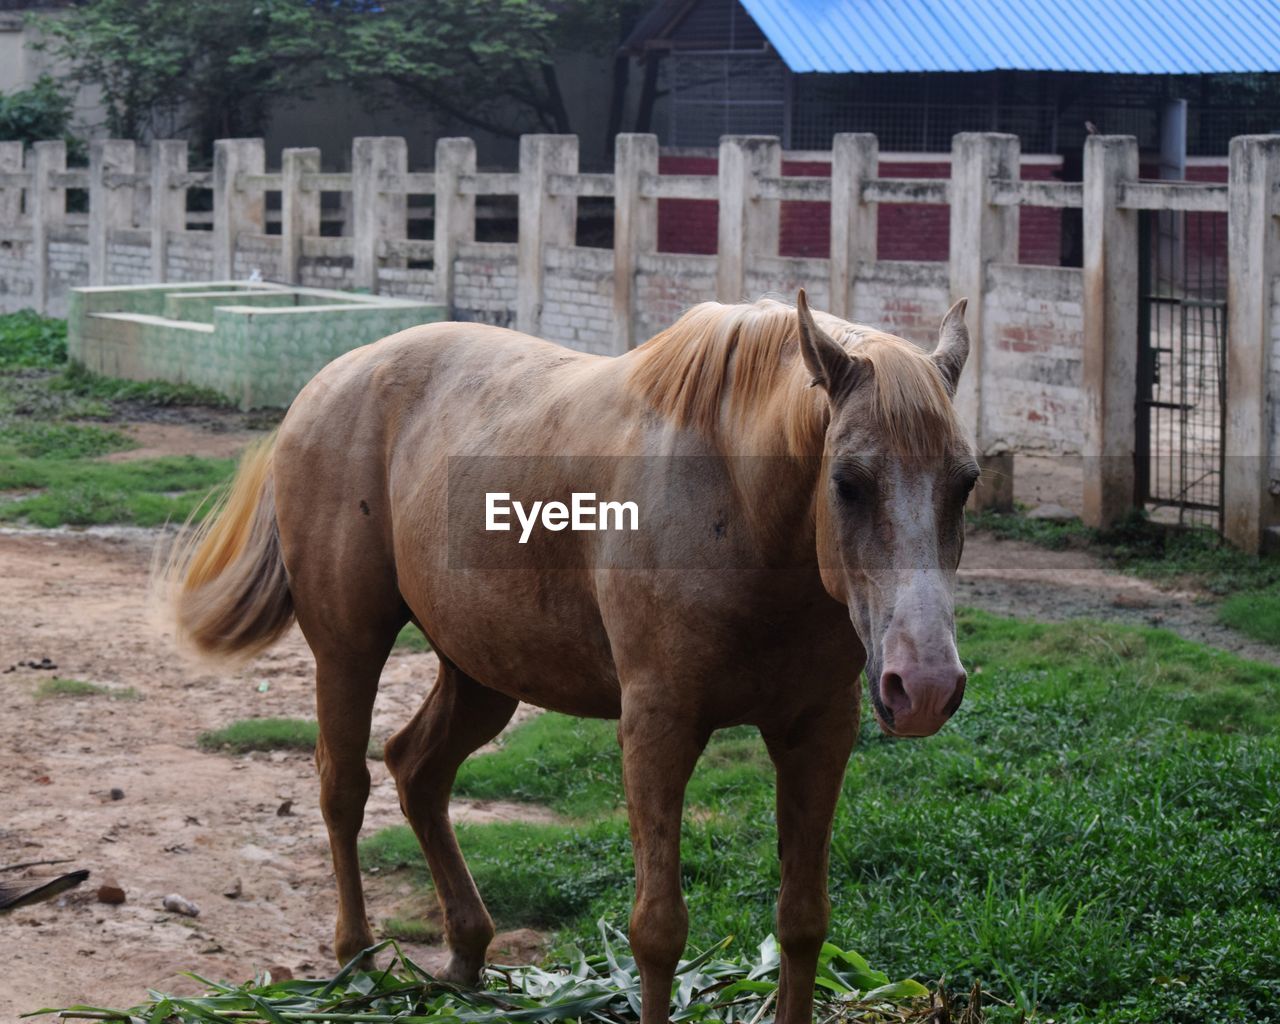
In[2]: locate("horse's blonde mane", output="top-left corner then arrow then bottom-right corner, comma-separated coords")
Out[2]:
626,298 -> 958,456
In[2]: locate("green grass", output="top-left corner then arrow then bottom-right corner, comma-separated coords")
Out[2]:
0,310 -> 66,369
1218,589 -> 1280,645
198,717 -> 320,754
379,915 -> 443,944
395,623 -> 432,652
34,676 -> 138,700
0,312 -> 248,527
0,453 -> 235,527
199,716 -> 384,759
363,611 -> 1280,1023
52,360 -> 234,408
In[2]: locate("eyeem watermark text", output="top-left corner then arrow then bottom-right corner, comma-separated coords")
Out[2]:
486,492 -> 640,543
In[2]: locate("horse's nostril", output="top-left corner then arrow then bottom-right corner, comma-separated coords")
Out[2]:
880,672 -> 910,715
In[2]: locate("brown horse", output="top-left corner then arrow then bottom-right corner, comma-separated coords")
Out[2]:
169,290 -> 975,1024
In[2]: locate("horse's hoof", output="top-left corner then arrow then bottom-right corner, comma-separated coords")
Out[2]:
438,955 -> 484,988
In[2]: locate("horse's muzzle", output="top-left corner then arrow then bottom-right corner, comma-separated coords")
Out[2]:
874,663 -> 966,737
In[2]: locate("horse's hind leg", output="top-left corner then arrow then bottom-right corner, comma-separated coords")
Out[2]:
384,658 -> 517,985
311,633 -> 401,966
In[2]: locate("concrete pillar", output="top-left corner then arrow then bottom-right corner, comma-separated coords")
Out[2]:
1081,135 -> 1140,529
88,140 -> 137,287
0,142 -> 23,228
213,138 -> 265,280
949,132 -> 1020,511
829,133 -> 877,320
433,137 -> 476,315
1224,136 -> 1280,552
281,147 -> 320,284
29,140 -> 66,315
613,133 -> 658,351
716,136 -> 780,303
149,140 -> 187,282
517,134 -> 577,335
352,136 -> 407,292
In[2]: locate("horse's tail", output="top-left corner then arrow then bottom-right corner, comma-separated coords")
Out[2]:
164,435 -> 295,662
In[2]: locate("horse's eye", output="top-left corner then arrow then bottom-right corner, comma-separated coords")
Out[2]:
834,475 -> 861,502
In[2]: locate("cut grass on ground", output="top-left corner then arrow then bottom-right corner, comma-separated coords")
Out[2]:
34,676 -> 138,700
363,610 -> 1280,1023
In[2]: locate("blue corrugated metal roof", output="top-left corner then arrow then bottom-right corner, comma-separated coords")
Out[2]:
739,0 -> 1280,74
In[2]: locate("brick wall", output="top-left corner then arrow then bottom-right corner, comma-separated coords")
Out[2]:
453,241 -> 517,328
299,256 -> 354,290
542,245 -> 615,354
166,232 -> 214,282
745,256 -> 830,311
982,263 -> 1086,453
234,234 -> 283,281
106,241 -> 152,285
657,153 -> 1064,268
48,238 -> 90,317
850,261 -> 950,348
0,238 -> 35,312
634,252 -> 717,343
377,265 -> 435,299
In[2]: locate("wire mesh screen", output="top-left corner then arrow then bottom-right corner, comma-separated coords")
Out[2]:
667,52 -> 787,147
789,73 -> 1055,152
1136,207 -> 1228,529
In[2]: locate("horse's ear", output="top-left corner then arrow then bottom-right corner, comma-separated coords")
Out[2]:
796,289 -> 859,394
933,298 -> 969,397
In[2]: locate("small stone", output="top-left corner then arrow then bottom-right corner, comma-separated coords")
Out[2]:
109,788 -> 125,801
223,877 -> 242,899
276,799 -> 294,817
266,965 -> 294,982
96,883 -> 126,905
162,893 -> 200,917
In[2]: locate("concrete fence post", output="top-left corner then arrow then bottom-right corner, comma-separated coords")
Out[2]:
716,136 -> 780,303
433,137 -> 476,316
352,136 -> 407,292
0,141 -> 23,228
1081,135 -> 1140,529
1224,136 -> 1280,552
213,138 -> 265,280
30,140 -> 66,315
88,140 -> 137,287
829,133 -> 878,320
149,140 -> 187,282
949,132 -> 1020,511
517,134 -> 578,336
613,133 -> 658,351
281,147 -> 320,285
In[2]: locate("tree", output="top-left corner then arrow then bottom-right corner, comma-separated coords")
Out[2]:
42,0 -> 632,149
0,75 -> 76,147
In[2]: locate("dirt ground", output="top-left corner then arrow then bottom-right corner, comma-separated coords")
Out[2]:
0,446 -> 1273,1019
0,528 -> 549,1018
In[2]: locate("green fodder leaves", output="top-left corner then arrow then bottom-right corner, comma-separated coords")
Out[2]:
38,926 -> 941,1024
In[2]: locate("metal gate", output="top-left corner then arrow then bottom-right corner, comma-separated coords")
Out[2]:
1135,206 -> 1228,528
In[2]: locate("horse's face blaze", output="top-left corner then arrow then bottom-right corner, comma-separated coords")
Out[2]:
796,291 -> 975,739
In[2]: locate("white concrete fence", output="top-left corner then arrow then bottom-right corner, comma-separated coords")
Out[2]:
1,130 -> 1279,549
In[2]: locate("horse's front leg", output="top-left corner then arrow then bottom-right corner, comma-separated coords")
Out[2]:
762,696 -> 857,1024
619,690 -> 707,1024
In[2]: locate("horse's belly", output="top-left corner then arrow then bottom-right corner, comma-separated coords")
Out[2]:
402,568 -> 623,719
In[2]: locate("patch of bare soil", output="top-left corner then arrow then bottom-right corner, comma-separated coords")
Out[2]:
99,421 -> 265,463
0,529 -> 550,1019
959,531 -> 1280,666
